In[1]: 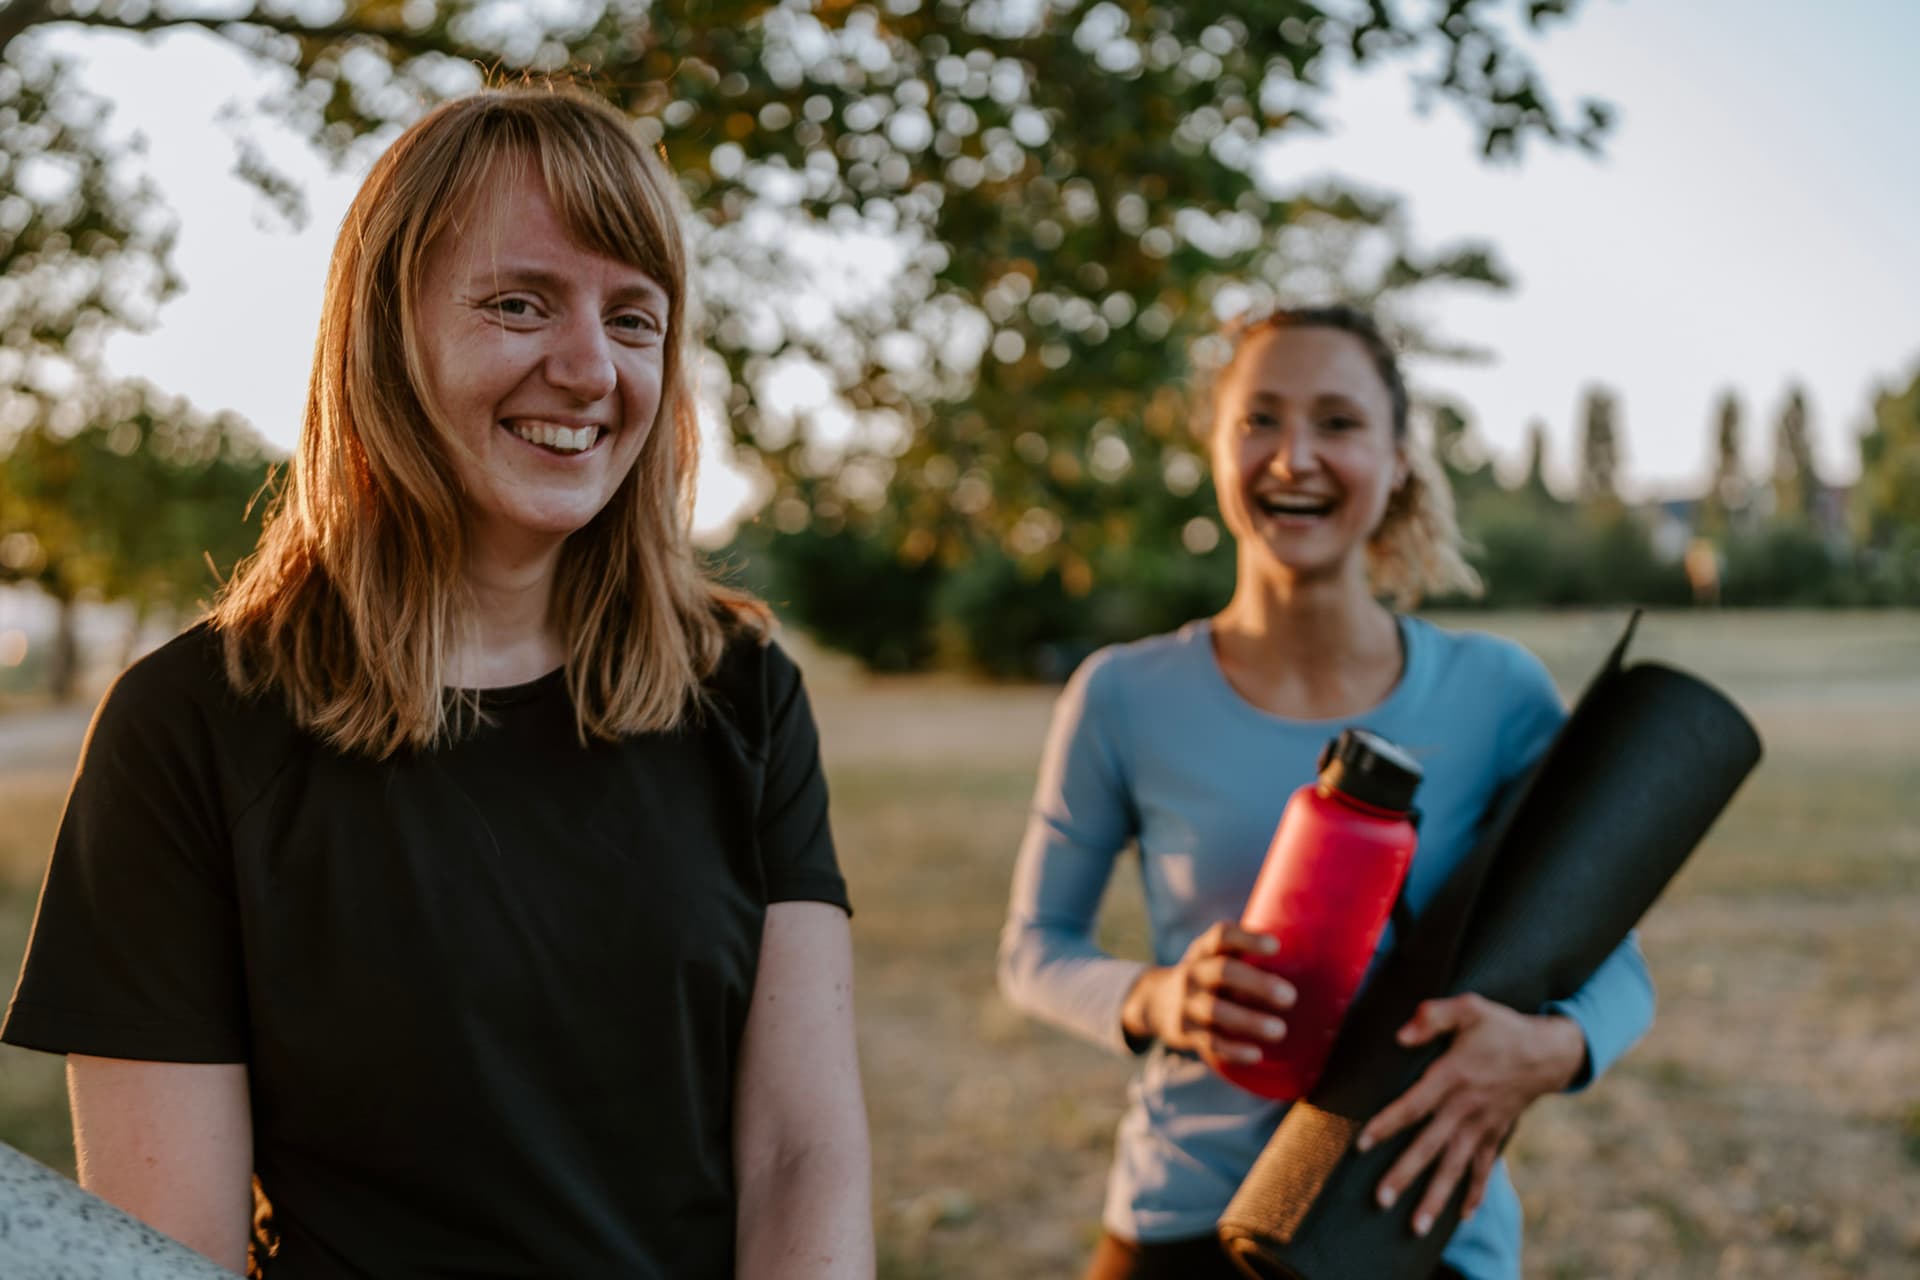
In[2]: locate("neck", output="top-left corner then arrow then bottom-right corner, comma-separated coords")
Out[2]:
1217,556 -> 1392,650
1209,556 -> 1402,718
449,530 -> 568,688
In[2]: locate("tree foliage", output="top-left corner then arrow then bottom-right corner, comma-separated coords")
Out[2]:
1574,384 -> 1619,507
3,2 -> 1604,558
1769,384 -> 1819,525
0,378 -> 273,695
1697,389 -> 1744,539
0,31 -> 177,422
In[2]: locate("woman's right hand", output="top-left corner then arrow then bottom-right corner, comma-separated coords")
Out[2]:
1120,921 -> 1297,1066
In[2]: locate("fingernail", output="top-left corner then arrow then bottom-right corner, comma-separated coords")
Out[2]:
1396,1026 -> 1415,1044
1271,982 -> 1295,1005
1355,1133 -> 1373,1153
1263,1018 -> 1285,1039
1414,1214 -> 1432,1237
1260,934 -> 1279,954
1377,1186 -> 1396,1210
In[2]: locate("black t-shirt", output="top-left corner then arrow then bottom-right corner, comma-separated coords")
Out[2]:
2,622 -> 849,1278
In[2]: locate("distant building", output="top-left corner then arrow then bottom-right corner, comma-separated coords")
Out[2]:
1632,481 -> 1855,561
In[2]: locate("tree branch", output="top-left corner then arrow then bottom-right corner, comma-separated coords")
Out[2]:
0,0 -> 57,59
5,4 -> 468,65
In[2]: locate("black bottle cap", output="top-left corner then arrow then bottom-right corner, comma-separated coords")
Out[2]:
1316,727 -> 1422,814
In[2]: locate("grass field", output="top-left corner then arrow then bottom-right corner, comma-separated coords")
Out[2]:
2,610 -> 1917,1277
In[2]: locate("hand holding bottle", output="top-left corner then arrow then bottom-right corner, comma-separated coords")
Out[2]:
1120,922 -> 1298,1069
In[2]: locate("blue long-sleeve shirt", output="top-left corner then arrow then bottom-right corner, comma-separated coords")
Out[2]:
998,616 -> 1655,1279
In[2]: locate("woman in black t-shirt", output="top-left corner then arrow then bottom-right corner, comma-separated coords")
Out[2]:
2,87 -> 872,1278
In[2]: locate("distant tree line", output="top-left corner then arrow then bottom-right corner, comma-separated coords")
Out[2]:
3,1 -> 1913,690
726,365 -> 1920,677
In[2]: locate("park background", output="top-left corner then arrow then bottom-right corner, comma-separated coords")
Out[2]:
0,1 -> 1916,1275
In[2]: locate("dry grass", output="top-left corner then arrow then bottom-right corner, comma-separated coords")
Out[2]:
2,610 -> 1917,1277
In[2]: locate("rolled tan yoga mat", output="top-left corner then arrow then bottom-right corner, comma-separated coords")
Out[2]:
0,1142 -> 239,1278
1218,613 -> 1763,1279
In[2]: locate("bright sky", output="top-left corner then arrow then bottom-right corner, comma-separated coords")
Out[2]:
49,0 -> 1920,535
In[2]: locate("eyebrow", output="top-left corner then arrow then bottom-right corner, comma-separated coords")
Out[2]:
478,264 -> 669,310
1247,390 -> 1368,411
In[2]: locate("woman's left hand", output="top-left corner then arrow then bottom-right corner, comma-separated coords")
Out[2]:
1354,994 -> 1588,1237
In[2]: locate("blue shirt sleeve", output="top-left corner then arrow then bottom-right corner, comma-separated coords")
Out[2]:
997,649 -> 1148,1056
1497,641 -> 1658,1092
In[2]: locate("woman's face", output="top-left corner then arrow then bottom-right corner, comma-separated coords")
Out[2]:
1210,325 -> 1407,585
414,161 -> 669,556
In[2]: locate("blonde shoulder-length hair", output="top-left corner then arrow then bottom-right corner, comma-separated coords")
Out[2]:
1193,305 -> 1484,610
214,86 -> 769,758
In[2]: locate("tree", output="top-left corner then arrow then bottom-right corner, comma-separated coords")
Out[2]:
1698,389 -> 1745,539
1854,362 -> 1920,602
1575,385 -> 1620,508
1517,418 -> 1554,502
0,31 -> 177,437
0,378 -> 273,698
1771,384 -> 1819,525
1856,365 -> 1920,542
3,0 -> 1614,667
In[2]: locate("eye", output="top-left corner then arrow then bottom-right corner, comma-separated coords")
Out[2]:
1241,410 -> 1280,432
609,310 -> 666,341
484,295 -> 541,321
1320,413 -> 1364,432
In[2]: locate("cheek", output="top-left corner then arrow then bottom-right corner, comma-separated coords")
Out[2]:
620,353 -> 666,413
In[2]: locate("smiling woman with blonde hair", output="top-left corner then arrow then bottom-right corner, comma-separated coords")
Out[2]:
999,305 -> 1654,1280
2,86 -> 872,1279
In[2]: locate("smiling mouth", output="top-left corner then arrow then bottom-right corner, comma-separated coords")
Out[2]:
502,420 -> 607,456
1254,494 -> 1338,518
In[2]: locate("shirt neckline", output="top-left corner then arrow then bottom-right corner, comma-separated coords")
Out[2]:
1189,614 -> 1421,728
451,666 -> 568,707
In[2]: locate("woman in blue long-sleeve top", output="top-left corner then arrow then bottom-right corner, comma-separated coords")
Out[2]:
998,306 -> 1655,1280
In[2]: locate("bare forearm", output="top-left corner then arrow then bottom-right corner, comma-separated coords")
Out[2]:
736,1142 -> 874,1280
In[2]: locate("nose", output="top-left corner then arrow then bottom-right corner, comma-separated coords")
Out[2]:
544,313 -> 617,404
1267,417 -> 1319,479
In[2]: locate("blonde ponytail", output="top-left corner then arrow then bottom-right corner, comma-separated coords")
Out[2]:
1367,433 -> 1482,609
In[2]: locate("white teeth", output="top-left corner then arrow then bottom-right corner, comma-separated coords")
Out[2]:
508,421 -> 600,453
1258,494 -> 1336,514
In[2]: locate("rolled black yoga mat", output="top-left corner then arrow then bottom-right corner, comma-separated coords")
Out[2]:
1218,613 -> 1763,1280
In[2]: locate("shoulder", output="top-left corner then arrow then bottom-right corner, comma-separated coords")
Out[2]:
79,621 -> 305,820
1070,623 -> 1210,699
1051,623 -> 1211,748
699,623 -> 812,760
89,623 -> 248,762
1405,616 -> 1560,709
1403,616 -> 1565,771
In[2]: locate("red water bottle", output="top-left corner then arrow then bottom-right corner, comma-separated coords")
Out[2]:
1217,728 -> 1422,1101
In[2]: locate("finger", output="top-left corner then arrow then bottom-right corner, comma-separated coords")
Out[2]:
1358,1058 -> 1455,1151
1411,1127 -> 1480,1238
1397,995 -> 1479,1047
1219,922 -> 1280,958
1374,1107 -> 1459,1213
1203,956 -> 1296,1010
1184,990 -> 1288,1045
1459,1143 -> 1499,1223
1189,921 -> 1233,961
1199,1030 -> 1267,1066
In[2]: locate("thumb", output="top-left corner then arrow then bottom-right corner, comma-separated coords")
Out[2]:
1398,995 -> 1475,1046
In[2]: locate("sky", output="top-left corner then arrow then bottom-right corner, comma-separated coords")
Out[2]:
46,0 -> 1920,535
